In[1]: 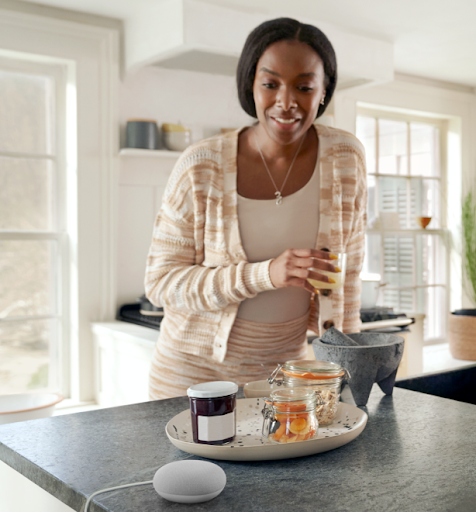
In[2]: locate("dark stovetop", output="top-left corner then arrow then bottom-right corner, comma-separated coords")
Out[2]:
117,303 -> 163,331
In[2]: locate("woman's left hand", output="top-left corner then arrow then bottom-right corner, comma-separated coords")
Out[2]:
269,248 -> 339,293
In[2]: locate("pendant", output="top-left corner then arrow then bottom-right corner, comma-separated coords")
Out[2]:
275,191 -> 283,205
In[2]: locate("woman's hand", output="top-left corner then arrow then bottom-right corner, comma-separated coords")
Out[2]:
269,249 -> 340,293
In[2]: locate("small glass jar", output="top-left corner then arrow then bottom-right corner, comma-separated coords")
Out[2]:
269,360 -> 350,426
262,387 -> 320,444
187,381 -> 238,445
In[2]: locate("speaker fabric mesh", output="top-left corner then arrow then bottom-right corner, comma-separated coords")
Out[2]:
153,460 -> 226,499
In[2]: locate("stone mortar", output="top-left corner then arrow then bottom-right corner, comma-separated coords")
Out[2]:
321,326 -> 359,346
312,332 -> 405,406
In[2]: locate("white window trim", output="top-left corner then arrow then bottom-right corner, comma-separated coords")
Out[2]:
0,5 -> 120,402
0,54 -> 71,393
334,77 -> 476,318
357,107 -> 450,343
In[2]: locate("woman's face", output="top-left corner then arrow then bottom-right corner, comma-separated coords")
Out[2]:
253,39 -> 326,146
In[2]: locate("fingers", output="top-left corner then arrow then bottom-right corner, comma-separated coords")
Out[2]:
307,269 -> 334,283
290,250 -> 340,273
269,248 -> 342,291
288,266 -> 333,286
292,267 -> 313,280
292,248 -> 338,260
289,251 -> 339,275
287,277 -> 317,294
294,257 -> 339,274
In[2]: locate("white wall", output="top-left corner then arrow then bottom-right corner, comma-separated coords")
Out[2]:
117,66 -> 253,307
119,65 -> 253,145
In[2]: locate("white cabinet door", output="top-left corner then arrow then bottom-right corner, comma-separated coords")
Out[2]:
92,323 -> 157,407
0,461 -> 74,512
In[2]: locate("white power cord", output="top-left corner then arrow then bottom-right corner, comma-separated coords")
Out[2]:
84,480 -> 153,512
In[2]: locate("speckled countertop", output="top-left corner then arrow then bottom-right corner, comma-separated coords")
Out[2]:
1,386 -> 475,512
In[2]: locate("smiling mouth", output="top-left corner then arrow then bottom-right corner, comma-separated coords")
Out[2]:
272,117 -> 300,125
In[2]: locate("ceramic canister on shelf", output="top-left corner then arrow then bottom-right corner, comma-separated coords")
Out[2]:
162,122 -> 191,152
125,119 -> 159,149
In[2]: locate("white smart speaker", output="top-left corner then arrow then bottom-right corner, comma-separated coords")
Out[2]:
153,460 -> 226,504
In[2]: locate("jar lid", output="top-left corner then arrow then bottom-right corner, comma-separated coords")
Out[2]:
265,387 -> 317,412
269,387 -> 316,403
126,118 -> 158,123
187,381 -> 238,399
282,359 -> 345,380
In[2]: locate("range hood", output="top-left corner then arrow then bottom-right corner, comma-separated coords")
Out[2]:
125,0 -> 394,90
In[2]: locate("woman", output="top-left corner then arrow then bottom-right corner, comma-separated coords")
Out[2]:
145,18 -> 367,399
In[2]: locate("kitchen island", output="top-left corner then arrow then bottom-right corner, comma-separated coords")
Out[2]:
0,385 -> 475,512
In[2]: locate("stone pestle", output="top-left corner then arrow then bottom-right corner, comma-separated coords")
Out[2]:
321,327 -> 360,346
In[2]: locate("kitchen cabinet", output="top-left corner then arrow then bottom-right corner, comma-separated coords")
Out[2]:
396,363 -> 476,404
1,385 -> 475,511
117,149 -> 179,308
92,322 -> 156,407
0,460 -> 74,512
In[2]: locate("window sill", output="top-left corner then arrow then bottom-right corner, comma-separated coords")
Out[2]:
53,398 -> 104,416
366,228 -> 446,235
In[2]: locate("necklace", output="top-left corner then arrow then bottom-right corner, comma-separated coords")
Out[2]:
254,131 -> 306,205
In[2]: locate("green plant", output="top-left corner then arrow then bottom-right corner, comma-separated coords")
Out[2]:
27,364 -> 49,390
462,190 -> 476,307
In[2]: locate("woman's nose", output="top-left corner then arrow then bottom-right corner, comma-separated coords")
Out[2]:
276,86 -> 297,111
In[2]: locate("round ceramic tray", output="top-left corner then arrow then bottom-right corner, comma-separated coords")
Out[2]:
166,398 -> 368,461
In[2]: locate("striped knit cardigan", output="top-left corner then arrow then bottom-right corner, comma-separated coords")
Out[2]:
145,124 -> 367,363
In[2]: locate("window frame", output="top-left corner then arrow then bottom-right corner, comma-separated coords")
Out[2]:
0,6 -> 120,405
0,55 -> 72,394
357,106 -> 451,344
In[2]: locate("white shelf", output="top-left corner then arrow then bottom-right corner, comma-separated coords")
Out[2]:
366,228 -> 445,235
119,148 -> 182,158
360,317 -> 413,330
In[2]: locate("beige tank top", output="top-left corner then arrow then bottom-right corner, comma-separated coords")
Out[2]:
237,155 -> 320,323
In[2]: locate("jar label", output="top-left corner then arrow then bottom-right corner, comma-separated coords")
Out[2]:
197,411 -> 235,441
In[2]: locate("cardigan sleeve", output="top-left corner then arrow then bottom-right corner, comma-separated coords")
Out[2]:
342,144 -> 367,333
144,151 -> 276,313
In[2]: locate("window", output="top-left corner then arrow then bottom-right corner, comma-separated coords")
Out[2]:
0,56 -> 70,394
357,108 -> 448,343
0,9 -> 119,405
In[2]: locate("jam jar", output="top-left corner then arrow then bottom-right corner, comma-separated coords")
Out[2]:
262,387 -> 320,444
269,360 -> 350,426
187,381 -> 238,445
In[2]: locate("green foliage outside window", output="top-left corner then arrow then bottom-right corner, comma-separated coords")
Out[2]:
462,190 -> 476,307
27,364 -> 49,390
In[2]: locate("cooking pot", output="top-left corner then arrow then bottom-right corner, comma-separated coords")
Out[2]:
360,273 -> 384,309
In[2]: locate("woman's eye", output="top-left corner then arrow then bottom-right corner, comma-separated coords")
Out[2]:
262,83 -> 276,89
298,86 -> 313,92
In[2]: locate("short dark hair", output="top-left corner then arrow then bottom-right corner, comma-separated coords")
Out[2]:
236,17 -> 337,119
